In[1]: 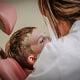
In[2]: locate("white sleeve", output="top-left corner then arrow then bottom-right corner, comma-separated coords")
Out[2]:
27,21 -> 80,80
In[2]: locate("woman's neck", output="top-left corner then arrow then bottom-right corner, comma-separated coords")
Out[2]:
56,19 -> 72,37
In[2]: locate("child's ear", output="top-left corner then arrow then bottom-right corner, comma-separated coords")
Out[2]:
27,54 -> 36,65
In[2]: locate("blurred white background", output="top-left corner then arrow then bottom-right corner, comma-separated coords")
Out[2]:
0,0 -> 49,50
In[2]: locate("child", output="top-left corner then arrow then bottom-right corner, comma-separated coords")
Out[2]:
0,27 -> 50,80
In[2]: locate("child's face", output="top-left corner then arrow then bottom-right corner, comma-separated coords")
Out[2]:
27,28 -> 50,59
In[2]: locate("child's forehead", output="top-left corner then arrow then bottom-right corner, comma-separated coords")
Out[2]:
32,28 -> 44,35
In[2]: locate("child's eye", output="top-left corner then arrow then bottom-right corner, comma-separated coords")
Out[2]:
38,37 -> 44,44
40,39 -> 44,43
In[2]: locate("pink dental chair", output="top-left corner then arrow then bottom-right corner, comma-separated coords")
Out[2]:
0,2 -> 17,35
0,58 -> 27,80
0,47 -> 27,80
0,2 -> 27,80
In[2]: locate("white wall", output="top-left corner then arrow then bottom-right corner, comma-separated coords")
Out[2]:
0,0 -> 49,50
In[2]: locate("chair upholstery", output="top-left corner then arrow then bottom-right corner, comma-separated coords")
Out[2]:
0,2 -> 17,35
0,58 -> 27,80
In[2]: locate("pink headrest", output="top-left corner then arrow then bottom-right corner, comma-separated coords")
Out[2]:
0,58 -> 26,80
0,2 -> 17,35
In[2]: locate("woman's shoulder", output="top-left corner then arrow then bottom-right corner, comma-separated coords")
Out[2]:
73,20 -> 80,26
70,20 -> 80,33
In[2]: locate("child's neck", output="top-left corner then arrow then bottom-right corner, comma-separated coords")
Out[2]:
23,68 -> 33,77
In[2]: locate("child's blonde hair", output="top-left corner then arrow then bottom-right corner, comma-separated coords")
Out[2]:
5,27 -> 36,70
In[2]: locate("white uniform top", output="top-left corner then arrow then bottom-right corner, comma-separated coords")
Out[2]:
27,18 -> 80,80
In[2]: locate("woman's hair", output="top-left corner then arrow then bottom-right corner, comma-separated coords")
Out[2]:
49,0 -> 80,21
38,0 -> 80,37
5,27 -> 36,70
